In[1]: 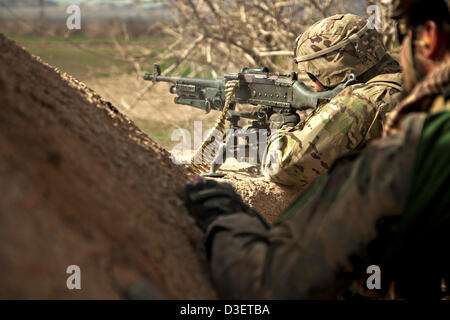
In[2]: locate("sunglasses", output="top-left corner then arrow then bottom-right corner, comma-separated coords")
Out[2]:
306,72 -> 334,90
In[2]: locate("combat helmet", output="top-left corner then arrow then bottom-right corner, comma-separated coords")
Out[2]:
294,14 -> 386,88
390,0 -> 450,19
389,0 -> 450,40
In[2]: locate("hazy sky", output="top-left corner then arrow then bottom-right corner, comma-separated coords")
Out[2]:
51,0 -> 162,3
47,0 -> 166,9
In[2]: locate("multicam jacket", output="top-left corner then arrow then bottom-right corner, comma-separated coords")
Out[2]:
205,59 -> 450,299
262,56 -> 403,187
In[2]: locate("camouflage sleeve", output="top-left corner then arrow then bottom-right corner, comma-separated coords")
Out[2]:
207,114 -> 425,299
262,79 -> 402,187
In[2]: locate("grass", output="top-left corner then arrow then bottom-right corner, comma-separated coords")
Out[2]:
27,45 -> 128,78
11,35 -> 168,80
11,35 -> 224,80
9,35 -> 163,45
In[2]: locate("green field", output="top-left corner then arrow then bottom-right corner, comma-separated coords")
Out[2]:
10,35 -> 211,81
10,35 -> 168,80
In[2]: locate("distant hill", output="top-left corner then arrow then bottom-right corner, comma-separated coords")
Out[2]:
1,0 -> 367,23
2,0 -> 166,7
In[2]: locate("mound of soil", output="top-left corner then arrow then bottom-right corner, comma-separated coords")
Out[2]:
0,34 -> 215,299
209,160 -> 305,224
170,151 -> 305,224
218,174 -> 303,224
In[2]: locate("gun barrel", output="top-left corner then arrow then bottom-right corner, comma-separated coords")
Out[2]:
143,73 -> 223,88
143,73 -> 156,81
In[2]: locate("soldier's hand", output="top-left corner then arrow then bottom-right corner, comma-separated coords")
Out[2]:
185,179 -> 255,232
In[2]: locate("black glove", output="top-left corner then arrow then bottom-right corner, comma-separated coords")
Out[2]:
185,179 -> 264,232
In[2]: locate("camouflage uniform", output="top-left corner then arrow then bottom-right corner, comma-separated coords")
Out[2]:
262,14 -> 403,187
205,58 -> 450,299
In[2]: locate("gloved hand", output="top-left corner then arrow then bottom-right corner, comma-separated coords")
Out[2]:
185,178 -> 262,232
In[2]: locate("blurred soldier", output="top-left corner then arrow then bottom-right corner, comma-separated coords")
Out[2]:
185,0 -> 450,299
378,0 -> 399,51
262,14 -> 402,187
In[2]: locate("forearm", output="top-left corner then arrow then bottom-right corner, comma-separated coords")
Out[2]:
207,214 -> 273,299
207,211 -> 357,299
262,89 -> 386,187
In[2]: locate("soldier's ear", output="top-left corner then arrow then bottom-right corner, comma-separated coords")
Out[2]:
417,20 -> 440,60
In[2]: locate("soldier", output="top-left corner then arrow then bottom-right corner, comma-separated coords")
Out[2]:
378,0 -> 399,52
185,0 -> 450,299
262,14 -> 403,187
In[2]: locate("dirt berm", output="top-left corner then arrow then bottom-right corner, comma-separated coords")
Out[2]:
0,34 -> 217,299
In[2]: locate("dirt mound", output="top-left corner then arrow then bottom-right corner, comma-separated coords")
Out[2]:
171,151 -> 305,224
217,175 -> 303,224
210,161 -> 306,224
0,34 -> 215,299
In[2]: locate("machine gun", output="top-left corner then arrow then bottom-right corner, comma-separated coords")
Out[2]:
144,64 -> 357,177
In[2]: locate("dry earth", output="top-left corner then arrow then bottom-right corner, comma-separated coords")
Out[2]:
215,172 -> 304,225
197,159 -> 305,224
86,75 -> 218,131
0,34 -> 215,299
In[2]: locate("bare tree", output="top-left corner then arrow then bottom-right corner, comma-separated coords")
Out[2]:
113,0 -> 378,108
160,0 -> 370,76
56,1 -> 391,109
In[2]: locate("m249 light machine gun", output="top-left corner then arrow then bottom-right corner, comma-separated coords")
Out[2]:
144,64 -> 356,177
